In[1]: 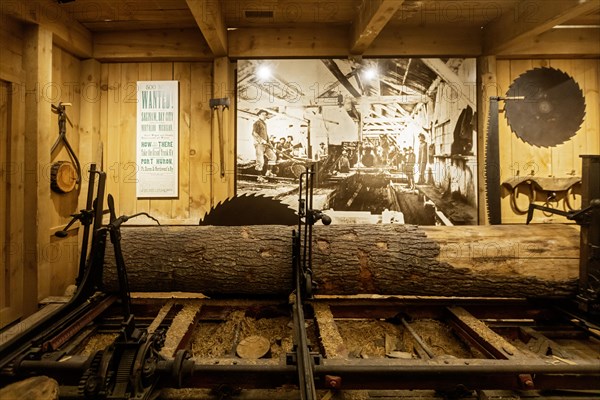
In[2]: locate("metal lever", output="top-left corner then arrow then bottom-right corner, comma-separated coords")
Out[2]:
105,194 -> 160,319
54,211 -> 92,238
527,198 -> 600,224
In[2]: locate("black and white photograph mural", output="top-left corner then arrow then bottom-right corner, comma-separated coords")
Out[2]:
237,58 -> 478,225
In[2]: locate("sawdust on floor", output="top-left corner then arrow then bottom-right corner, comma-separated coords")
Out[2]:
403,319 -> 473,358
336,320 -> 405,358
191,310 -> 317,360
79,333 -> 119,356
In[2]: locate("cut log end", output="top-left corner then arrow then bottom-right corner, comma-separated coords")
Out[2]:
236,335 -> 271,359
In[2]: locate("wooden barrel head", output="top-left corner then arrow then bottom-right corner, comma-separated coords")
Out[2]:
50,161 -> 77,193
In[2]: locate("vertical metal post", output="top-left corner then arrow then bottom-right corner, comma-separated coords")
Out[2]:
76,163 -> 96,285
578,155 -> 600,315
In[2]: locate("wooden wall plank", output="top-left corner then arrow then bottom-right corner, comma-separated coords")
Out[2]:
119,63 -> 139,216
582,60 -> 599,158
172,63 -> 192,220
59,48 -> 80,294
0,17 -> 25,84
99,64 -> 109,183
0,15 -> 25,322
189,63 -> 213,222
211,57 -> 234,207
78,59 -> 102,273
23,26 -> 53,303
0,78 -> 25,327
93,29 -> 211,62
550,59 -> 576,178
136,63 -> 152,214
0,82 -> 8,312
7,80 -> 25,325
149,62 -> 175,220
80,59 -> 103,174
496,59 -> 512,223
106,64 -> 122,212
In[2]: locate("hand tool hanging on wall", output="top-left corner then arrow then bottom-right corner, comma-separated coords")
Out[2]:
209,97 -> 230,178
504,67 -> 586,148
50,102 -> 81,193
485,96 -> 523,224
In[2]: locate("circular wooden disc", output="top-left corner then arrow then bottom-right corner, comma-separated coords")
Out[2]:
51,161 -> 77,193
236,335 -> 270,359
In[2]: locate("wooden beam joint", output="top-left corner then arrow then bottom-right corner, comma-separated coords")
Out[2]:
351,0 -> 404,54
186,0 -> 228,57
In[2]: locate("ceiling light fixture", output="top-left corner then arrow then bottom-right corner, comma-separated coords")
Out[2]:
257,65 -> 272,81
363,67 -> 378,81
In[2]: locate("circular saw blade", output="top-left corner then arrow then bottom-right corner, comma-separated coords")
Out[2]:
199,194 -> 297,226
504,67 -> 586,147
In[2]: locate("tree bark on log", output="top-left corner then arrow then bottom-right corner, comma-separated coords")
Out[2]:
103,224 -> 579,299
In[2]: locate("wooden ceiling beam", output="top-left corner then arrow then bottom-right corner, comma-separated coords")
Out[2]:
499,27 -> 600,57
366,25 -> 482,57
351,0 -> 404,54
93,29 -> 213,62
229,26 -> 349,58
228,25 -> 482,58
2,0 -> 92,58
186,0 -> 228,57
483,0 -> 600,55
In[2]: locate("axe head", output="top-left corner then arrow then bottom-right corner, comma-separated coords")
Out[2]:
209,97 -> 230,109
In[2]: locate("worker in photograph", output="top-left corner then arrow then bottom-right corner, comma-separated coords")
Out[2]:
404,147 -> 416,190
417,133 -> 428,184
252,109 -> 276,182
314,142 -> 328,160
337,150 -> 351,173
283,135 -> 294,157
362,146 -> 376,168
275,137 -> 287,161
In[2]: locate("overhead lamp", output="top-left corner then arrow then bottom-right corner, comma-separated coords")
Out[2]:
363,67 -> 378,81
257,64 -> 272,81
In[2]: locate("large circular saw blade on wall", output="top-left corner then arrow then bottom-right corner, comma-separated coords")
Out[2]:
199,194 -> 297,226
504,67 -> 586,147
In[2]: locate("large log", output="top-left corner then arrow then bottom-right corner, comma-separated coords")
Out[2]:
103,224 -> 579,298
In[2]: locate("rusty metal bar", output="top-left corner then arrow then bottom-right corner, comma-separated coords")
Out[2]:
41,295 -> 117,352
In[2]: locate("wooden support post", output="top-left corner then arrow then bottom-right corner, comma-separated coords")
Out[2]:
78,59 -> 102,210
23,25 -> 52,310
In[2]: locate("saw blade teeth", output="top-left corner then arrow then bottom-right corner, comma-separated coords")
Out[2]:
504,67 -> 586,148
199,194 -> 297,226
